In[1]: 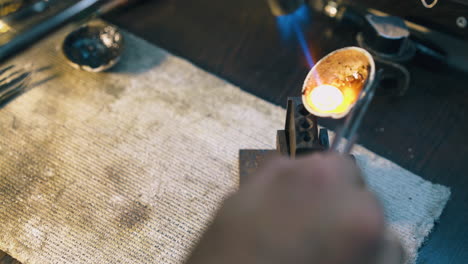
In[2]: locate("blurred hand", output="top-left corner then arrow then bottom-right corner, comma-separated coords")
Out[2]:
185,153 -> 404,264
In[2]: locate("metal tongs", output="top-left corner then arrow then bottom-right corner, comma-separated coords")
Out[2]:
0,0 -> 139,62
330,69 -> 382,154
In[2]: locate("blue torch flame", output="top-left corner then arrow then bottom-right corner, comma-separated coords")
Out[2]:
276,4 -> 315,68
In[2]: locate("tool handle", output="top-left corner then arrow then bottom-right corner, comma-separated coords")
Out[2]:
97,0 -> 143,15
331,70 -> 383,154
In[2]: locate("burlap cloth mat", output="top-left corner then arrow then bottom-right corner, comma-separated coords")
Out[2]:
0,23 -> 450,264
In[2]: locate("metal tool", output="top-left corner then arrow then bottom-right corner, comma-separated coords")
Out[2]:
267,0 -> 306,16
0,64 -> 31,105
276,97 -> 330,158
0,0 -> 140,62
3,0 -> 55,21
330,69 -> 382,153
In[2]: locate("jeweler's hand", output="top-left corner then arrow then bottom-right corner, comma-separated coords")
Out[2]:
185,153 -> 404,264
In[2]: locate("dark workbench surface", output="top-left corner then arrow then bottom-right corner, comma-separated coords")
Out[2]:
106,1 -> 468,263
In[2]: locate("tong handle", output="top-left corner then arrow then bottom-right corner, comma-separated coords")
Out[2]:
331,69 -> 383,154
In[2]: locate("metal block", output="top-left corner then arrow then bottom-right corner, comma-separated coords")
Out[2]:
239,97 -> 330,184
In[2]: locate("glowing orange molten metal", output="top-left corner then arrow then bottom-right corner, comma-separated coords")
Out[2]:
301,47 -> 374,119
308,84 -> 344,112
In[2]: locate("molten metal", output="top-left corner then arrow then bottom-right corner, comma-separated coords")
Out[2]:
301,47 -> 375,119
308,84 -> 344,112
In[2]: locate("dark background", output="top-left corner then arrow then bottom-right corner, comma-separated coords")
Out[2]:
105,0 -> 468,263
340,0 -> 468,38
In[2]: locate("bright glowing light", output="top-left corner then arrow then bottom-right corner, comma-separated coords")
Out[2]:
0,21 -> 11,34
309,85 -> 344,112
324,5 -> 338,17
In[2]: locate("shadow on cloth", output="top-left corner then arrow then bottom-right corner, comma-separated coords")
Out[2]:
108,32 -> 168,74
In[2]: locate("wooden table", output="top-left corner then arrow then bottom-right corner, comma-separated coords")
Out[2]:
2,0 -> 467,263
105,0 -> 468,263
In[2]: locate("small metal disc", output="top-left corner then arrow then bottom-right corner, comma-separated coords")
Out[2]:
62,21 -> 124,72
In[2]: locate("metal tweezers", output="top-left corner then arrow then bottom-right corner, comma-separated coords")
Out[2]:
330,69 -> 383,154
0,65 -> 31,104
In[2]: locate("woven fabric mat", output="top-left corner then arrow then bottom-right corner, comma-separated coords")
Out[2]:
0,23 -> 450,264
